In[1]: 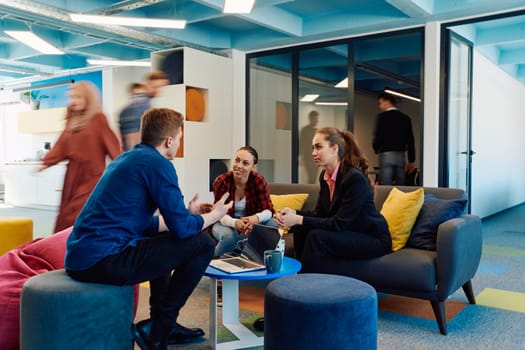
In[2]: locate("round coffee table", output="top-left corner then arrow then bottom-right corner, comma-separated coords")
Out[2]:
205,256 -> 301,350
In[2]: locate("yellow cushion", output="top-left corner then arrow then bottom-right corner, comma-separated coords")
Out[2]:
270,193 -> 309,212
270,193 -> 309,235
0,217 -> 33,255
380,187 -> 424,251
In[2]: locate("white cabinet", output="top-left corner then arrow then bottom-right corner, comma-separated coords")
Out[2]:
36,165 -> 65,207
4,164 -> 38,206
4,162 -> 65,209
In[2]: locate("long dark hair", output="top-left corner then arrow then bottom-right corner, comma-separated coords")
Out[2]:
316,127 -> 372,186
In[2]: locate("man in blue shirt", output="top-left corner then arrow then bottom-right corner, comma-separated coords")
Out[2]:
65,108 -> 232,350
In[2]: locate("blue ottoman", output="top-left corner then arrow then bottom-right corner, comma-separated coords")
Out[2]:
20,269 -> 134,350
265,273 -> 377,350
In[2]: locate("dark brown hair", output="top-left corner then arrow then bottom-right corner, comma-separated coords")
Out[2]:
316,127 -> 371,185
141,108 -> 183,147
378,92 -> 396,105
237,146 -> 259,164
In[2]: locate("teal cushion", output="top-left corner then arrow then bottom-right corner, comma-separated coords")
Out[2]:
407,193 -> 467,250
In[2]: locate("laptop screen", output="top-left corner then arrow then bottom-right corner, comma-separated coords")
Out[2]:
241,224 -> 281,264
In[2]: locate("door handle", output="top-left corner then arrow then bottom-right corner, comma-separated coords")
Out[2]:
460,150 -> 476,156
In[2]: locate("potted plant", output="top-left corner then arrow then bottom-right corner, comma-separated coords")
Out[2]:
21,90 -> 49,110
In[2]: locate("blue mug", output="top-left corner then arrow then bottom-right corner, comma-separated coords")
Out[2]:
264,249 -> 282,273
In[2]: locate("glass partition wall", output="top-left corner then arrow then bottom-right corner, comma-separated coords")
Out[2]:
298,44 -> 349,184
247,29 -> 423,184
247,52 -> 293,183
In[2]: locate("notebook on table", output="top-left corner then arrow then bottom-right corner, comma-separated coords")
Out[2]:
209,224 -> 281,274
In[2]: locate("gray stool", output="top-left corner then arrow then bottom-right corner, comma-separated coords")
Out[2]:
265,273 -> 378,350
20,269 -> 134,350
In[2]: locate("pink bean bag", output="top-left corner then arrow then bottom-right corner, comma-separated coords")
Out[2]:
0,227 -> 139,350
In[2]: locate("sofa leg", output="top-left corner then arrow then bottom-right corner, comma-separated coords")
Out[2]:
462,280 -> 476,304
430,300 -> 447,335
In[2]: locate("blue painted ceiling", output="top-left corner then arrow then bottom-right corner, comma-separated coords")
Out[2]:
0,0 -> 524,95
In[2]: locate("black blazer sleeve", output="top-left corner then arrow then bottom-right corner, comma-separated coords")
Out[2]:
299,166 -> 373,231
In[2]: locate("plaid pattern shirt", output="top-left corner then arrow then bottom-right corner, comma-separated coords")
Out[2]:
213,171 -> 273,217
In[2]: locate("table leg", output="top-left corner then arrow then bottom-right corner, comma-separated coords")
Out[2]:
208,278 -> 263,349
208,277 -> 218,350
221,279 -> 239,323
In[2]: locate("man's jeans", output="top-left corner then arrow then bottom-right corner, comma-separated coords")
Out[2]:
378,151 -> 406,185
67,231 -> 215,330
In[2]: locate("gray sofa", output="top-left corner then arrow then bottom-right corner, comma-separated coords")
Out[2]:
268,183 -> 483,335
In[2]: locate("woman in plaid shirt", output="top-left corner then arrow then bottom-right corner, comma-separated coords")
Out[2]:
211,146 -> 276,257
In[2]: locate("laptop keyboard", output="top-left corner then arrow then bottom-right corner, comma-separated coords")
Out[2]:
227,258 -> 260,269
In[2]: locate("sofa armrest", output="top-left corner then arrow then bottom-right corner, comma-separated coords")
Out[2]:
435,214 -> 482,300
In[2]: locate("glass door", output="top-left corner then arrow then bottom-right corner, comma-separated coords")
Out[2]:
446,32 -> 474,212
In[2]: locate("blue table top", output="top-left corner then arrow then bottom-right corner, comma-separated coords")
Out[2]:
205,256 -> 302,280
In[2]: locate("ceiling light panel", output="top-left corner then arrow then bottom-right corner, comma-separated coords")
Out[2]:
70,14 -> 186,29
4,31 -> 64,55
300,94 -> 319,102
88,59 -> 151,67
315,102 -> 348,106
223,0 -> 255,14
335,78 -> 348,88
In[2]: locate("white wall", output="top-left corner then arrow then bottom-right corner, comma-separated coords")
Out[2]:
249,68 -> 292,183
152,48 -> 233,203
470,52 -> 525,217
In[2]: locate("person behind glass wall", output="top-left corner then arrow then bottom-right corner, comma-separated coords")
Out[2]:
299,110 -> 319,184
372,92 -> 415,185
65,108 -> 232,350
38,81 -> 121,233
275,127 -> 392,272
211,146 -> 277,257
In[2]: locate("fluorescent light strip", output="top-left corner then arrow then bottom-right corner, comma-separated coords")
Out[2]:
223,0 -> 255,13
314,102 -> 348,106
70,14 -> 186,29
4,31 -> 64,55
384,88 -> 421,102
300,94 -> 319,102
335,77 -> 348,88
88,59 -> 151,67
12,79 -> 74,93
2,75 -> 43,87
0,68 -> 30,75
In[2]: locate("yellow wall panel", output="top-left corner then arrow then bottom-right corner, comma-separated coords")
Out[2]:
18,107 -> 66,134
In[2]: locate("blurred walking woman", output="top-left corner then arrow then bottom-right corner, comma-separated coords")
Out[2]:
275,127 -> 391,272
39,81 -> 121,232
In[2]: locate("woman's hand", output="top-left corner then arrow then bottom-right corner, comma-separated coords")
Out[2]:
275,207 -> 302,227
235,219 -> 248,234
238,215 -> 259,234
35,164 -> 48,173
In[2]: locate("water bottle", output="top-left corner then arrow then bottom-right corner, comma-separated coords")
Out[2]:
276,238 -> 285,259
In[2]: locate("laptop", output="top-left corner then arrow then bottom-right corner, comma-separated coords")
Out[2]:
209,224 -> 282,274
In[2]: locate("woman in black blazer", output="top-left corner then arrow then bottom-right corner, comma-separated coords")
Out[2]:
275,127 -> 392,272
